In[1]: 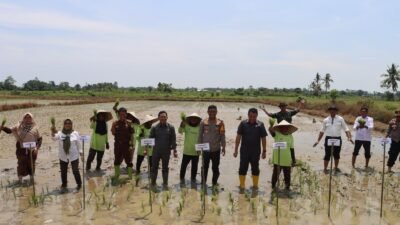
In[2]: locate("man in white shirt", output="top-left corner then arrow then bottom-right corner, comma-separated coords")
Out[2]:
313,105 -> 354,173
352,107 -> 374,168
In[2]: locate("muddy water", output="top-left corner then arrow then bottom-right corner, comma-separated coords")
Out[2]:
0,101 -> 399,225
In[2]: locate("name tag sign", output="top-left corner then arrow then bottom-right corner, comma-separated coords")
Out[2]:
23,142 -> 36,148
327,139 -> 341,146
380,138 -> 392,145
195,143 -> 210,151
80,135 -> 91,142
273,142 -> 287,149
141,138 -> 155,147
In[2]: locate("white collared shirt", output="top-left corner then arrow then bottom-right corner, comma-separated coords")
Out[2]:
321,115 -> 349,137
53,131 -> 82,162
353,116 -> 373,141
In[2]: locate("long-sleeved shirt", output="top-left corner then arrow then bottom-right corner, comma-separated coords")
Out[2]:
387,118 -> 400,142
320,115 -> 349,137
198,118 -> 226,152
53,131 -> 82,163
179,124 -> 201,156
150,123 -> 177,154
353,116 -> 374,142
90,121 -> 108,151
136,126 -> 153,156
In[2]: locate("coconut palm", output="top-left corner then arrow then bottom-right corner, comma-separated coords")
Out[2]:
323,73 -> 333,93
310,73 -> 322,96
381,64 -> 400,96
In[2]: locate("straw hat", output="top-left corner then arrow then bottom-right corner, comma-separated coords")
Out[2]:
127,112 -> 140,124
91,110 -> 113,122
271,120 -> 298,135
186,113 -> 202,120
142,115 -> 158,125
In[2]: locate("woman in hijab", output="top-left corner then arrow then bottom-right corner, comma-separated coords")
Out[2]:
0,113 -> 42,184
86,110 -> 112,171
51,119 -> 82,193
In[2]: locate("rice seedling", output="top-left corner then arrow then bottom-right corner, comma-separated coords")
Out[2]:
50,117 -> 55,127
268,118 -> 276,127
216,206 -> 222,216
250,199 -> 257,213
180,112 -> 186,121
159,205 -> 163,216
141,200 -> 145,212
1,117 -> 6,126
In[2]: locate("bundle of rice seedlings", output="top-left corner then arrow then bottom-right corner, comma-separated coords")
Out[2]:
180,112 -> 186,121
50,117 -> 55,127
269,118 -> 276,127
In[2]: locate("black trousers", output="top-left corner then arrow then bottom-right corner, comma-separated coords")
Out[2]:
388,141 -> 400,167
353,140 -> 371,159
271,165 -> 291,189
180,154 -> 199,180
136,155 -> 152,173
202,150 -> 221,185
151,152 -> 170,185
239,150 -> 260,176
324,137 -> 342,161
86,148 -> 105,170
60,159 -> 82,188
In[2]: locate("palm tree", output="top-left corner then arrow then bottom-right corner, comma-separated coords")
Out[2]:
323,73 -> 333,93
312,73 -> 322,96
381,64 -> 400,96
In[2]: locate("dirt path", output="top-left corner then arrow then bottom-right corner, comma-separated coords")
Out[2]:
0,101 -> 399,225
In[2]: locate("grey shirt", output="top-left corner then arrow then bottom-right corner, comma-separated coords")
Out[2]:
150,123 -> 177,155
198,118 -> 226,152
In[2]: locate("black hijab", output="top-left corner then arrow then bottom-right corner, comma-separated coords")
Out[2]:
95,115 -> 108,135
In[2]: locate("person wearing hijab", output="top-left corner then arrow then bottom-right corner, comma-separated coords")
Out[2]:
179,113 -> 202,184
135,115 -> 158,175
86,110 -> 112,171
0,113 -> 42,183
51,119 -> 82,193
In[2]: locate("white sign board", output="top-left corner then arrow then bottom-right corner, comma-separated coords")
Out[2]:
23,142 -> 36,148
141,138 -> 155,147
273,142 -> 287,149
327,139 -> 341,146
80,135 -> 91,142
380,138 -> 391,145
195,143 -> 210,151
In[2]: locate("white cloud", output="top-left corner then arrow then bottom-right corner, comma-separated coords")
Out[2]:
0,3 -> 137,34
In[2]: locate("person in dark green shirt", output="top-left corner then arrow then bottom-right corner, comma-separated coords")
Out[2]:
179,113 -> 202,184
260,102 -> 303,123
135,115 -> 158,174
86,110 -> 112,171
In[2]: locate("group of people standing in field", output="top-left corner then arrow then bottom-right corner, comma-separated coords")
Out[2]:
1,100 -> 400,196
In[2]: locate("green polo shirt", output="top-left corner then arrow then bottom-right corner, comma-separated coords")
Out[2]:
179,125 -> 200,156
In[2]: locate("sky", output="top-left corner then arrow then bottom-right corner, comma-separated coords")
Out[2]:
0,0 -> 399,91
